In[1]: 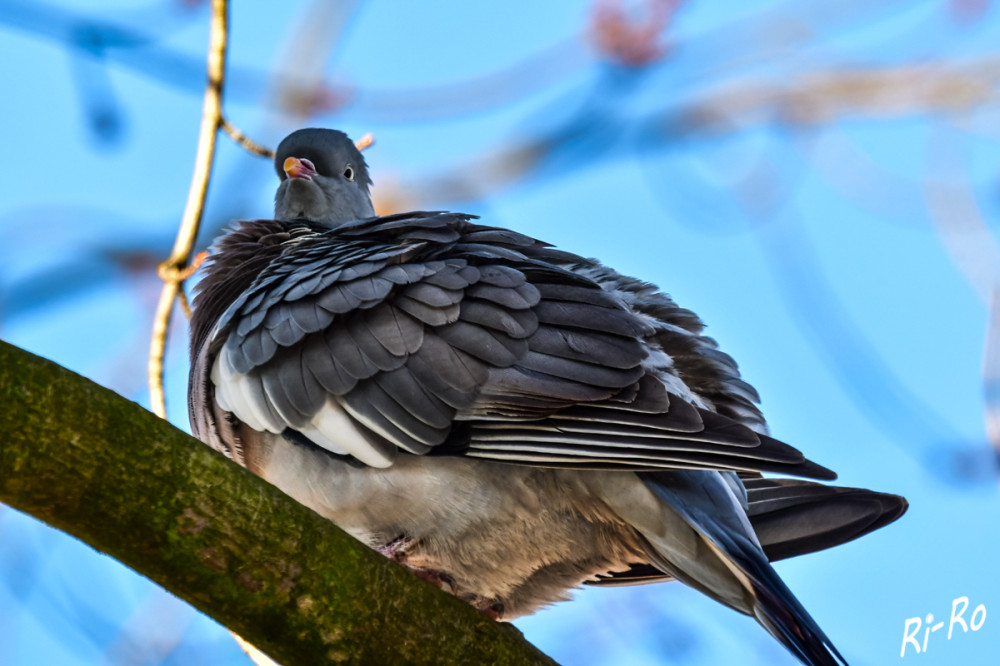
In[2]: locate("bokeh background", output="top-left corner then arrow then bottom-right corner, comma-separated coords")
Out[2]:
3,0 -> 1000,664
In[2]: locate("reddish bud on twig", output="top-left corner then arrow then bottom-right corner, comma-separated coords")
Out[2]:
589,0 -> 681,67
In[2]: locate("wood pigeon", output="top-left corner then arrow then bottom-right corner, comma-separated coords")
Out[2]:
188,128 -> 906,665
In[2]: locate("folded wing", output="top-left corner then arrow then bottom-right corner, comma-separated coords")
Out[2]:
205,212 -> 834,479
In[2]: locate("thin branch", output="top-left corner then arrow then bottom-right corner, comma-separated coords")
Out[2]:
0,340 -> 556,666
164,250 -> 208,321
222,116 -> 274,158
148,0 -> 228,420
177,287 -> 192,320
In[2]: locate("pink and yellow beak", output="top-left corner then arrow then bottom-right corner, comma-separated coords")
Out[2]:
283,156 -> 317,180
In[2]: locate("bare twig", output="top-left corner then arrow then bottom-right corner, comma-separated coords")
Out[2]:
177,289 -> 192,320
222,116 -> 274,158
147,0 -> 228,420
155,250 -> 209,285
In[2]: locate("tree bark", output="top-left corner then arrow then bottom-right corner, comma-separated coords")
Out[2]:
0,340 -> 556,666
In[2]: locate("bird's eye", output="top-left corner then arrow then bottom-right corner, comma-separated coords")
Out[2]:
343,165 -> 355,181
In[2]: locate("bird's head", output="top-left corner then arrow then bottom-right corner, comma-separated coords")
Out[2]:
273,128 -> 375,226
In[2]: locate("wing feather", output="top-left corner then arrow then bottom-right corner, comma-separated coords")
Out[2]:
362,304 -> 423,356
197,213 -> 833,479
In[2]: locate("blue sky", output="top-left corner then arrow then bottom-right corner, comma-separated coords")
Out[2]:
2,1 -> 1000,664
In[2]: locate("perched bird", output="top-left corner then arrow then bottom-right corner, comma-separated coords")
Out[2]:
189,128 -> 906,665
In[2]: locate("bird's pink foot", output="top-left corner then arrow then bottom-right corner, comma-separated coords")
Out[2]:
376,534 -> 414,560
377,535 -> 456,594
475,600 -> 505,620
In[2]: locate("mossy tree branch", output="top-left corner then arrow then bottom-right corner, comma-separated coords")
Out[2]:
0,340 -> 557,666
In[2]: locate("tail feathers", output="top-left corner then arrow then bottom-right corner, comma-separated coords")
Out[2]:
743,476 -> 907,562
633,471 -> 851,666
589,478 -> 907,587
741,548 -> 848,666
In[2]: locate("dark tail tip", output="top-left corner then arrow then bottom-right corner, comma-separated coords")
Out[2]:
751,566 -> 849,666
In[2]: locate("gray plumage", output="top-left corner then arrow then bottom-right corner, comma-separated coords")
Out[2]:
189,128 -> 906,666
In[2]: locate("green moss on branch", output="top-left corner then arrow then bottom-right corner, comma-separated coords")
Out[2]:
0,340 -> 556,665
